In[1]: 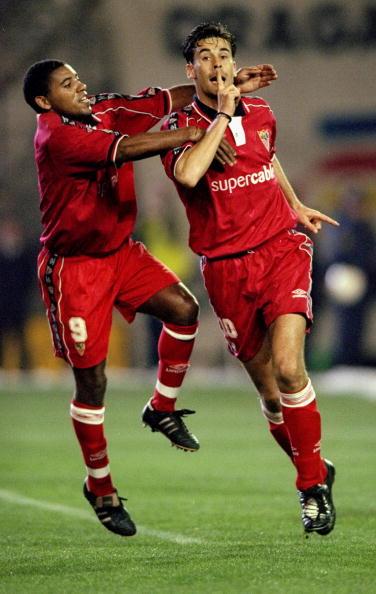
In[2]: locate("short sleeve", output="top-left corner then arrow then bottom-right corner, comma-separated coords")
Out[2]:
160,112 -> 193,180
92,88 -> 171,135
47,125 -> 117,173
269,112 -> 277,160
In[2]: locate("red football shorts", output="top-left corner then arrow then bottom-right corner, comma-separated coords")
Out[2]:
201,229 -> 313,362
37,239 -> 179,368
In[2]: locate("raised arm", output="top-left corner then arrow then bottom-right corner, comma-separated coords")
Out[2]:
273,156 -> 339,233
175,72 -> 239,187
168,85 -> 195,111
115,126 -> 203,165
167,64 -> 277,111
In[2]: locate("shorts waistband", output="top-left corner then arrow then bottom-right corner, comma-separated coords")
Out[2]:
40,237 -> 131,261
202,229 -> 295,263
204,248 -> 254,263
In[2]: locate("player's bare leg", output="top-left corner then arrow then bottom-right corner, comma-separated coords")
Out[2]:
243,336 -> 293,459
269,313 -> 336,535
139,282 -> 200,451
71,361 -> 136,536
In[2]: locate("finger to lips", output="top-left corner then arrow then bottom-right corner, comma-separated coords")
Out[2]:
216,68 -> 224,89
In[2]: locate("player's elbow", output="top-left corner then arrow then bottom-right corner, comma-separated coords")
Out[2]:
176,174 -> 199,188
175,166 -> 201,188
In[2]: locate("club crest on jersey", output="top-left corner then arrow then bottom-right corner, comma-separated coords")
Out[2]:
74,342 -> 86,356
257,129 -> 270,152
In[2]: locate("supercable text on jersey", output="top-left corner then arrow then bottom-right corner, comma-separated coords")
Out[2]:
211,163 -> 275,194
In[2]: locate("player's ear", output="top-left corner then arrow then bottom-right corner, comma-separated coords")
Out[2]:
186,63 -> 196,81
35,95 -> 52,111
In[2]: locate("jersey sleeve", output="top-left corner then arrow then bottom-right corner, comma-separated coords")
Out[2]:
244,96 -> 277,160
160,111 -> 193,181
262,99 -> 277,160
256,96 -> 277,160
269,110 -> 277,160
92,88 -> 171,135
47,125 -> 119,173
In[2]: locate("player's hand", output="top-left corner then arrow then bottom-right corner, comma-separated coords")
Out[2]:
295,204 -> 340,234
235,64 -> 278,94
216,68 -> 240,117
214,137 -> 237,167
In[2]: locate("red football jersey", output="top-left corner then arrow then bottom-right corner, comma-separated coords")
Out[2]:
35,88 -> 171,256
162,97 -> 297,258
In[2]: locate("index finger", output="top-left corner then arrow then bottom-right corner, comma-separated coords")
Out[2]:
316,212 -> 340,227
256,64 -> 273,70
216,68 -> 225,90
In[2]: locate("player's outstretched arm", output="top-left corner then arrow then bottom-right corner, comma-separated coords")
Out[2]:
235,64 -> 277,94
167,65 -> 277,111
115,126 -> 203,165
166,65 -> 276,111
273,156 -> 339,234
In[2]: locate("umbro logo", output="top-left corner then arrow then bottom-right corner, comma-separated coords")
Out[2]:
292,289 -> 307,298
166,363 -> 190,374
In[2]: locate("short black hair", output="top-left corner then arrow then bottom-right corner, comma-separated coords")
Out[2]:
23,59 -> 65,113
182,22 -> 237,63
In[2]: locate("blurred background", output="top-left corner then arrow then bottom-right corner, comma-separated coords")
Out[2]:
1,0 -> 376,378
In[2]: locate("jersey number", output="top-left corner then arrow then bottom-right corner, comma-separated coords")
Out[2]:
68,317 -> 88,342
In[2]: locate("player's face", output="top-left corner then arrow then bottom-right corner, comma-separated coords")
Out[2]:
37,64 -> 92,117
186,37 -> 236,106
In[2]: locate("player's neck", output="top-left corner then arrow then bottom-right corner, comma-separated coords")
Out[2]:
72,114 -> 97,125
58,111 -> 97,126
195,90 -> 218,112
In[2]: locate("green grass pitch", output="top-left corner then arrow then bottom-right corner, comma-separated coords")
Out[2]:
1,381 -> 375,593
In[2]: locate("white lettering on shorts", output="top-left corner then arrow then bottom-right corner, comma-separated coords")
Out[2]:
68,317 -> 88,356
218,318 -> 238,339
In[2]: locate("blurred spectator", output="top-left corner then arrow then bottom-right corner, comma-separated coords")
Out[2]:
320,187 -> 376,366
0,217 -> 36,370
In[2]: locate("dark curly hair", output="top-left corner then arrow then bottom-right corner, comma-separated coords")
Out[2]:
182,22 -> 237,63
23,59 -> 65,113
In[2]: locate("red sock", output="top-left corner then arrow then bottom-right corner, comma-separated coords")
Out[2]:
70,400 -> 115,496
260,401 -> 293,459
280,380 -> 327,491
150,321 -> 198,412
269,422 -> 294,460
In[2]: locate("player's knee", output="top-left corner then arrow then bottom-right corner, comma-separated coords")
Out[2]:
274,357 -> 306,393
171,289 -> 199,325
181,293 -> 199,325
73,364 -> 107,406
